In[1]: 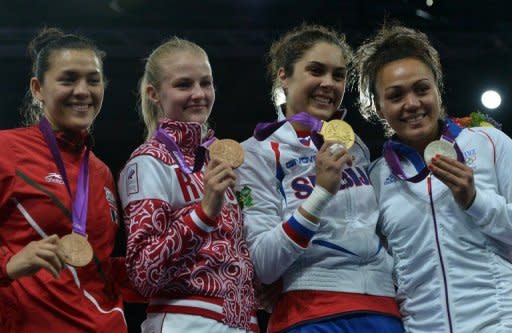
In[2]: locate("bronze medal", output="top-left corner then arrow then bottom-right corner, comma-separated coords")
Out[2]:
319,119 -> 355,149
208,139 -> 245,169
59,233 -> 93,267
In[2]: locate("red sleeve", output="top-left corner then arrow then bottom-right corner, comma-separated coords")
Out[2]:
0,135 -> 16,210
0,135 -> 16,286
0,246 -> 14,286
124,199 -> 218,297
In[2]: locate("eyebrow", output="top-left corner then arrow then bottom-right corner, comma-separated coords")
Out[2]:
306,61 -> 346,70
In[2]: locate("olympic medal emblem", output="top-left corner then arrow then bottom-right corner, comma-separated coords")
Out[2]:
424,140 -> 458,164
59,233 -> 94,267
208,139 -> 245,169
319,119 -> 355,149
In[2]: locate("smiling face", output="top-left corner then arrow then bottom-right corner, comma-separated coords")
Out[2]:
374,57 -> 442,152
31,49 -> 104,132
279,42 -> 347,123
147,50 -> 215,125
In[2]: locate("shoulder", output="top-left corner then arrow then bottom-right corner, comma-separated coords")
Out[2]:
368,157 -> 388,179
129,139 -> 175,165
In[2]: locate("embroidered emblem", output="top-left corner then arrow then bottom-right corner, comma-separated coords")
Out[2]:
45,172 -> 64,185
104,186 -> 119,225
236,185 -> 254,209
464,149 -> 477,166
104,187 -> 116,206
384,174 -> 397,185
126,163 -> 139,195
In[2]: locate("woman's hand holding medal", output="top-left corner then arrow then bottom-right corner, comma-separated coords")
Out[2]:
428,154 -> 476,209
201,139 -> 245,219
6,234 -> 66,279
315,119 -> 355,194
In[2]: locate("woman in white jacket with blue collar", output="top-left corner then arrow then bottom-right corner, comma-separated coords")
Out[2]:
355,23 -> 512,332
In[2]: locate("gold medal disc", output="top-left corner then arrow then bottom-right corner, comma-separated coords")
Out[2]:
208,139 -> 245,169
59,233 -> 93,267
319,119 -> 355,149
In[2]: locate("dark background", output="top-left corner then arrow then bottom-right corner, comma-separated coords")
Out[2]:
1,0 -> 510,331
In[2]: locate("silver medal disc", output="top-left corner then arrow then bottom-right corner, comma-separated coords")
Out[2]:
424,140 -> 457,164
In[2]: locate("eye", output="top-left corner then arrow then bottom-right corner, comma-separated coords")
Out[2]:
386,91 -> 403,102
415,84 -> 430,95
88,77 -> 102,85
174,80 -> 193,89
333,70 -> 347,81
309,67 -> 323,76
59,76 -> 75,85
200,79 -> 213,87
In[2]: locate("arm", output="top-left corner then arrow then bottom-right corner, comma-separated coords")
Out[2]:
465,128 -> 512,245
431,128 -> 512,245
119,155 -> 233,296
0,138 -> 65,284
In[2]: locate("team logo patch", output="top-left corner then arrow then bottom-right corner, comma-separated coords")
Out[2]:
384,174 -> 398,185
236,185 -> 254,209
126,163 -> 139,195
45,172 -> 64,185
104,187 -> 116,206
464,149 -> 477,166
104,186 -> 119,225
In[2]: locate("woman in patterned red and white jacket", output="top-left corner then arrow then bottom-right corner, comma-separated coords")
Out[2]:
117,37 -> 257,333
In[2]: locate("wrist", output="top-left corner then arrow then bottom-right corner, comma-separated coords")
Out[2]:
301,185 -> 334,219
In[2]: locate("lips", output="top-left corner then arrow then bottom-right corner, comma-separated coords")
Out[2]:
401,112 -> 426,125
66,103 -> 95,113
312,95 -> 334,106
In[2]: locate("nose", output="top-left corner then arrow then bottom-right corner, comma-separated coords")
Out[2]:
403,93 -> 420,110
191,83 -> 206,100
74,80 -> 91,97
320,74 -> 336,89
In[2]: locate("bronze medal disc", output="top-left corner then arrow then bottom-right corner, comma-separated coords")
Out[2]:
59,233 -> 93,267
319,119 -> 355,149
209,139 -> 245,169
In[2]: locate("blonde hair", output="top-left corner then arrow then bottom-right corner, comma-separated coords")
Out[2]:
139,37 -> 208,140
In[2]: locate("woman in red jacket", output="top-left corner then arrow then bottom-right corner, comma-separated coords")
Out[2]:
0,27 -> 131,332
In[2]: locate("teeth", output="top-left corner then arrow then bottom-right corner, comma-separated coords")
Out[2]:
72,104 -> 90,111
404,114 -> 425,124
313,96 -> 331,104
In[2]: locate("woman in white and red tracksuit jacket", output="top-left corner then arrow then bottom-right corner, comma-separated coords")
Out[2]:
235,24 -> 403,333
0,28 -> 132,332
118,37 -> 257,333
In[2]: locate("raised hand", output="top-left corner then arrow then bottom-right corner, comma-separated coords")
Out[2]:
315,141 -> 353,194
201,158 -> 237,219
429,154 -> 476,209
6,234 -> 66,280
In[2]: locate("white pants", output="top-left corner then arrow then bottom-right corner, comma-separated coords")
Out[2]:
141,313 -> 253,333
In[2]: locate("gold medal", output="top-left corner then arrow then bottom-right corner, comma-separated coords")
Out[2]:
59,233 -> 93,267
208,139 -> 245,169
319,119 -> 355,149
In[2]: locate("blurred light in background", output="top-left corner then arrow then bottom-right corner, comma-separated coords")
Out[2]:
481,90 -> 502,110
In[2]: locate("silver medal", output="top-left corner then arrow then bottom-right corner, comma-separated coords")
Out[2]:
424,140 -> 457,164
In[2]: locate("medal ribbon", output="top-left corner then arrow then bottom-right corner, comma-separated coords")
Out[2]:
383,119 -> 464,183
154,127 -> 215,174
39,118 -> 90,236
254,112 -> 328,148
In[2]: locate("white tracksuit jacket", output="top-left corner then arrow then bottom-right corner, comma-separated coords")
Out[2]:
370,126 -> 512,333
235,119 -> 396,297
